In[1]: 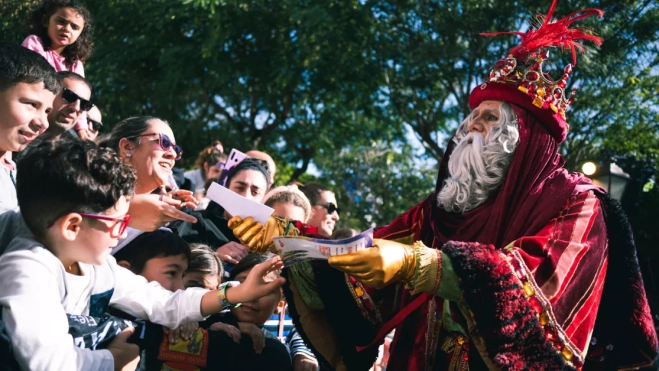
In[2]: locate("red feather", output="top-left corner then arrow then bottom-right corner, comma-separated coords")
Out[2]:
481,0 -> 603,65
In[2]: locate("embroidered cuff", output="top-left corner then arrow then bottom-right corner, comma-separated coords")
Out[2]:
406,241 -> 442,295
435,252 -> 461,301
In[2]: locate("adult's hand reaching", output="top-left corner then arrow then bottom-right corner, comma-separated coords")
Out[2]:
216,241 -> 249,264
328,239 -> 416,289
128,194 -> 197,231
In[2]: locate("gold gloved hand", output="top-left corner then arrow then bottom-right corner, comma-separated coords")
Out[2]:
327,239 -> 416,289
227,214 -> 299,253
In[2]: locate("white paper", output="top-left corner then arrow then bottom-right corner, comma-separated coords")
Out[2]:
273,229 -> 374,266
206,182 -> 274,224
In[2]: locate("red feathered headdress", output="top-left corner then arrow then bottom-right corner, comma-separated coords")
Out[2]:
469,0 -> 603,143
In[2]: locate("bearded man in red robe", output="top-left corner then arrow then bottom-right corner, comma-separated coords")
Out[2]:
227,1 -> 658,369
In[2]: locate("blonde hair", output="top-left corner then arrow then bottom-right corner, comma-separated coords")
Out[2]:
263,185 -> 312,222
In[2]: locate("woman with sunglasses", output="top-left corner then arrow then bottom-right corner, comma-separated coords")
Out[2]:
298,182 -> 340,238
98,116 -> 198,230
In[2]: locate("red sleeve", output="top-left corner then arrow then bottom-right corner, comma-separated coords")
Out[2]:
443,191 -> 607,370
374,198 -> 426,242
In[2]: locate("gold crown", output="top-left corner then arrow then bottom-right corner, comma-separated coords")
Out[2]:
487,50 -> 574,119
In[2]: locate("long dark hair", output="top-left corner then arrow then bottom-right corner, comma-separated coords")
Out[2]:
97,116 -> 164,153
27,0 -> 94,66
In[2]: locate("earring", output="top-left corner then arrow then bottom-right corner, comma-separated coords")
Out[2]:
126,152 -> 132,157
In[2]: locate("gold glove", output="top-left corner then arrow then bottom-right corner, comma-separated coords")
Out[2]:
327,239 -> 416,289
227,214 -> 299,253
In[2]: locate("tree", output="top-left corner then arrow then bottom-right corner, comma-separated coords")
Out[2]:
314,138 -> 436,231
1,0 -> 656,234
366,0 -> 659,169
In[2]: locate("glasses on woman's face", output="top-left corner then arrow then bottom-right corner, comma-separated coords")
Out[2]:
62,88 -> 94,112
313,202 -> 340,216
78,213 -> 131,238
126,133 -> 183,160
86,117 -> 103,132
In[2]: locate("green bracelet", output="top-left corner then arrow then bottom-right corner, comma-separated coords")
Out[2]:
217,281 -> 241,309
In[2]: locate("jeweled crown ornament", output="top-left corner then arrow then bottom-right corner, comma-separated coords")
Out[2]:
469,0 -> 603,142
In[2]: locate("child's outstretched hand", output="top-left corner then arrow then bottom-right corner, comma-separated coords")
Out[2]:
226,256 -> 285,304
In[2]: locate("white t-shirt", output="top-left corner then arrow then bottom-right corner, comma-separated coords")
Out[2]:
0,156 -> 17,213
0,236 -> 208,371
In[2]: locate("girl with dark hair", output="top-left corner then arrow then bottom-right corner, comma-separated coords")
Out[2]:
183,244 -> 224,289
22,0 -> 93,76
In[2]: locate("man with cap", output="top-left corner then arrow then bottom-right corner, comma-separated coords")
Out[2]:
226,1 -> 658,369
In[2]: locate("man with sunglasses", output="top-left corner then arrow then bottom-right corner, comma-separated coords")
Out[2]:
43,71 -> 93,140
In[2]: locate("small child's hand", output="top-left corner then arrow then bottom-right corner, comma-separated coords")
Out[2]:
209,322 -> 241,343
107,327 -> 140,371
226,256 -> 285,304
238,322 -> 265,354
163,322 -> 199,344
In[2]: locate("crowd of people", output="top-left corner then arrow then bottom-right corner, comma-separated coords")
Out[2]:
0,1 -> 359,370
1,0 -> 659,370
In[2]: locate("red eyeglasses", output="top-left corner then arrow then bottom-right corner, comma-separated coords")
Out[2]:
78,213 -> 131,238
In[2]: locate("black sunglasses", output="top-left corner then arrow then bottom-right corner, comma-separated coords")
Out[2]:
62,88 -> 94,112
314,202 -> 340,215
126,133 -> 183,160
86,117 -> 103,132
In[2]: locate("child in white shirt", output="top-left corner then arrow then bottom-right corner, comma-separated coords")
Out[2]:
0,139 -> 285,371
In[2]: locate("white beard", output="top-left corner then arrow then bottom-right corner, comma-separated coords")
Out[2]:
437,112 -> 519,213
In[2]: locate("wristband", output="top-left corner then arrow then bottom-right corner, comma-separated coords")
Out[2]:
217,281 -> 241,309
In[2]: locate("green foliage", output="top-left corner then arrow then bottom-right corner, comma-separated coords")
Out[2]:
314,140 -> 435,231
1,0 -> 657,232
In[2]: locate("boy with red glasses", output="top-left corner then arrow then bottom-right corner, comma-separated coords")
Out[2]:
0,139 -> 285,371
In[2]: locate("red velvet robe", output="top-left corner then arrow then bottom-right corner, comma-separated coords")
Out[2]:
282,104 -> 656,371
364,190 -> 607,370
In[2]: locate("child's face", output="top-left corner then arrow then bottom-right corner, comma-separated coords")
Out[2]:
140,254 -> 188,292
60,196 -> 131,266
183,271 -> 220,290
45,7 -> 85,51
231,268 -> 282,327
0,83 -> 54,152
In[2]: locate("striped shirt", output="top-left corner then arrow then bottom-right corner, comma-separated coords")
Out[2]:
265,307 -> 316,360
